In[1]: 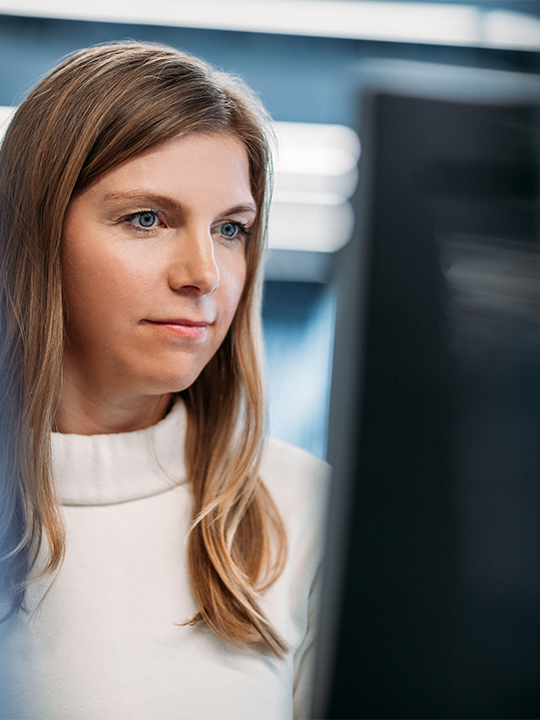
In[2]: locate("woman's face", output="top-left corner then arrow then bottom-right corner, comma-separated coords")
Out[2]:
61,132 -> 254,401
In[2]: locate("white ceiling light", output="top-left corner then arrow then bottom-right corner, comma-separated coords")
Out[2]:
483,10 -> 540,50
0,0 -> 539,51
270,121 -> 360,253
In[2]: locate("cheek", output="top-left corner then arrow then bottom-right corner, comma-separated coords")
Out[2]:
219,254 -> 247,323
63,249 -> 107,322
62,236 -> 149,330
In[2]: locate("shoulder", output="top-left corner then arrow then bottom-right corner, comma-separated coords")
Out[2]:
260,437 -> 331,531
261,436 -> 330,491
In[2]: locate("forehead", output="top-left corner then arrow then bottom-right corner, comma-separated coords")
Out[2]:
101,132 -> 253,201
66,132 -> 255,224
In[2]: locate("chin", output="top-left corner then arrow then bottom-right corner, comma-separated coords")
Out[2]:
137,365 -> 209,396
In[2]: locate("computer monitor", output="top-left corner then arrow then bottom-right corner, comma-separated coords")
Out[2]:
315,60 -> 540,719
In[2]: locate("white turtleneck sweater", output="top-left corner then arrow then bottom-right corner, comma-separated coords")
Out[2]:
0,400 -> 330,720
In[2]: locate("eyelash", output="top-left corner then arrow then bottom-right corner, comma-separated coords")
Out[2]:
218,221 -> 253,240
123,211 -> 253,240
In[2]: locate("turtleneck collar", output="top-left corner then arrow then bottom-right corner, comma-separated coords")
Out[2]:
51,398 -> 187,506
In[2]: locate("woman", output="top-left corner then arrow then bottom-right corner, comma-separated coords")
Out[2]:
0,41 -> 329,719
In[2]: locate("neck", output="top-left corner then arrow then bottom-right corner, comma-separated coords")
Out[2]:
55,382 -> 173,435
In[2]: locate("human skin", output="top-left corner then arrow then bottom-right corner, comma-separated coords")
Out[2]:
57,132 -> 255,435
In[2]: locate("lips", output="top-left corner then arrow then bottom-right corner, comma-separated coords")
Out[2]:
148,318 -> 210,327
144,318 -> 211,339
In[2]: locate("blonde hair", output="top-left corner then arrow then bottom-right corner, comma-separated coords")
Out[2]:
0,42 -> 287,655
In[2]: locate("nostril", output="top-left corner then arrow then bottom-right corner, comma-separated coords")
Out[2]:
168,268 -> 219,296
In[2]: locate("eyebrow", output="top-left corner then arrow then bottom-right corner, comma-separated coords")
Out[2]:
102,191 -> 257,216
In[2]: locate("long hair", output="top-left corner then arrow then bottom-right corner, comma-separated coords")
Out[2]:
0,42 -> 287,656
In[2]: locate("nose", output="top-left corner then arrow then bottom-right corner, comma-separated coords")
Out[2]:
168,226 -> 220,296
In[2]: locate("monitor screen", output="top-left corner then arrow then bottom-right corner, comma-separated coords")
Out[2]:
315,61 -> 540,720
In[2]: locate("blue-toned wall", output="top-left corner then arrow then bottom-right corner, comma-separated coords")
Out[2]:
1,13 -> 539,125
263,282 -> 335,459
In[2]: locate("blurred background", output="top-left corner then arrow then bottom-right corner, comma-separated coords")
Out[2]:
2,3 -> 540,718
1,0 -> 539,459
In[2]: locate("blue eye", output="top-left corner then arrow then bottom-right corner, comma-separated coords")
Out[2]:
216,221 -> 253,240
129,211 -> 159,228
219,222 -> 240,238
